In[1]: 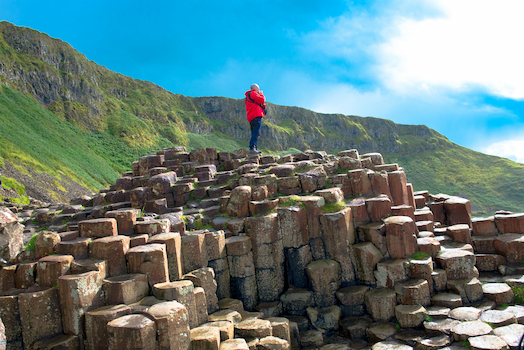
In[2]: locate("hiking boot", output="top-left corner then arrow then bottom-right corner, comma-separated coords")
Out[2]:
249,148 -> 262,156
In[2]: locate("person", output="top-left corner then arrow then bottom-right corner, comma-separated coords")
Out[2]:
245,83 -> 266,156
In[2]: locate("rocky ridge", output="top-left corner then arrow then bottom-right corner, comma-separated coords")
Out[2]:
0,146 -> 523,349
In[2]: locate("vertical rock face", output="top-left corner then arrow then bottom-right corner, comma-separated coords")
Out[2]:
383,216 -> 419,259
0,207 -> 24,262
3,146 -> 524,348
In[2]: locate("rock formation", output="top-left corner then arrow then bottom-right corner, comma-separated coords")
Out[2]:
1,146 -> 523,349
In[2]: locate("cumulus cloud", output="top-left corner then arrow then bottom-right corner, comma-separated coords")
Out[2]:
378,0 -> 524,99
482,139 -> 524,163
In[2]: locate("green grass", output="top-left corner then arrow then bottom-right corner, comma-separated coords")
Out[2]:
512,285 -> 524,304
23,233 -> 39,251
411,251 -> 431,260
322,201 -> 347,213
387,144 -> 524,216
0,175 -> 30,204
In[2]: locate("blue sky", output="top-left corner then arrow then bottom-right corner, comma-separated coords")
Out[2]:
2,0 -> 524,161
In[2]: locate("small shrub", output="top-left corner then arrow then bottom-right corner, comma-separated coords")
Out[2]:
425,315 -> 433,322
278,195 -> 303,208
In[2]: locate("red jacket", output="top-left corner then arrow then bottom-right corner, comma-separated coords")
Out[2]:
245,90 -> 266,122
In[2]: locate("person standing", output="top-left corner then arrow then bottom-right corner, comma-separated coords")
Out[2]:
245,83 -> 266,156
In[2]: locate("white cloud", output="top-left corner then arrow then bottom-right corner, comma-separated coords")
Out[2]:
482,139 -> 524,163
379,0 -> 524,99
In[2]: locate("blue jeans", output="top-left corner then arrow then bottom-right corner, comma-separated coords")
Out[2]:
249,117 -> 262,149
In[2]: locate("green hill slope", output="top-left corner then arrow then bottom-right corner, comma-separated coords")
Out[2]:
1,21 -> 524,216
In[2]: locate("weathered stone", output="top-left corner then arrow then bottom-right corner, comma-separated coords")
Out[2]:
432,293 -> 463,308
395,279 -> 431,306
0,207 -> 24,262
495,213 -> 524,234
494,233 -> 524,263
105,209 -> 138,236
365,288 -> 397,322
225,235 -> 252,256
297,196 -> 325,241
89,235 -> 130,277
353,242 -> 383,285
70,258 -> 107,278
146,301 -> 191,350
34,230 -> 61,259
184,267 -> 219,314
256,266 -> 285,303
230,275 -> 258,311
300,329 -> 324,348
134,218 -> 170,235
228,252 -> 255,278
468,335 -> 509,350
107,314 -> 157,349
436,249 -> 477,280
284,245 -> 313,289
265,317 -> 291,344
395,305 -> 427,328
85,304 -> 132,350
126,243 -> 169,287
277,206 -> 309,249
381,260 -> 415,293
103,273 -> 149,305
384,216 -> 418,259
339,317 -> 372,340
32,334 -> 80,350
447,278 -> 483,304
366,196 -> 392,222
58,271 -> 105,336
388,170 -> 409,206
149,232 -> 184,281
482,283 -> 515,306
306,260 -> 341,308
220,338 -> 249,350
18,287 -> 63,349
153,280 -> 199,328
203,320 -> 234,342
235,318 -> 272,339
417,237 -> 441,258
37,254 -> 74,287
447,224 -> 472,244
348,169 -> 372,196
444,197 -> 472,227
245,213 -> 279,245
181,232 -> 209,274
472,217 -> 498,237
357,223 -> 388,256
14,261 -> 36,289
493,324 -> 524,349
208,309 -> 242,324
423,318 -> 461,337
258,336 -> 289,350
55,237 -> 91,259
479,310 -> 517,328
449,307 -> 482,321
79,218 -> 118,238
306,305 -> 341,333
451,321 -> 493,342
366,323 -> 398,344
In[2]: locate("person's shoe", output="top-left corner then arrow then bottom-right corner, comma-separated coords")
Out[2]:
249,148 -> 259,156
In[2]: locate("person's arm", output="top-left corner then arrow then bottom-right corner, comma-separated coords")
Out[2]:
250,90 -> 266,104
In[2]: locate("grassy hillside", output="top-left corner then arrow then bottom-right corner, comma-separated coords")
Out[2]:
388,146 -> 524,216
1,22 -> 524,217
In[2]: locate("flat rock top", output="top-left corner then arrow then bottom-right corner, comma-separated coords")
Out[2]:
482,283 -> 512,294
107,314 -> 154,329
467,335 -> 509,350
451,321 -> 493,338
383,216 -> 414,225
479,310 -> 517,326
492,324 -> 524,348
449,307 -> 482,321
